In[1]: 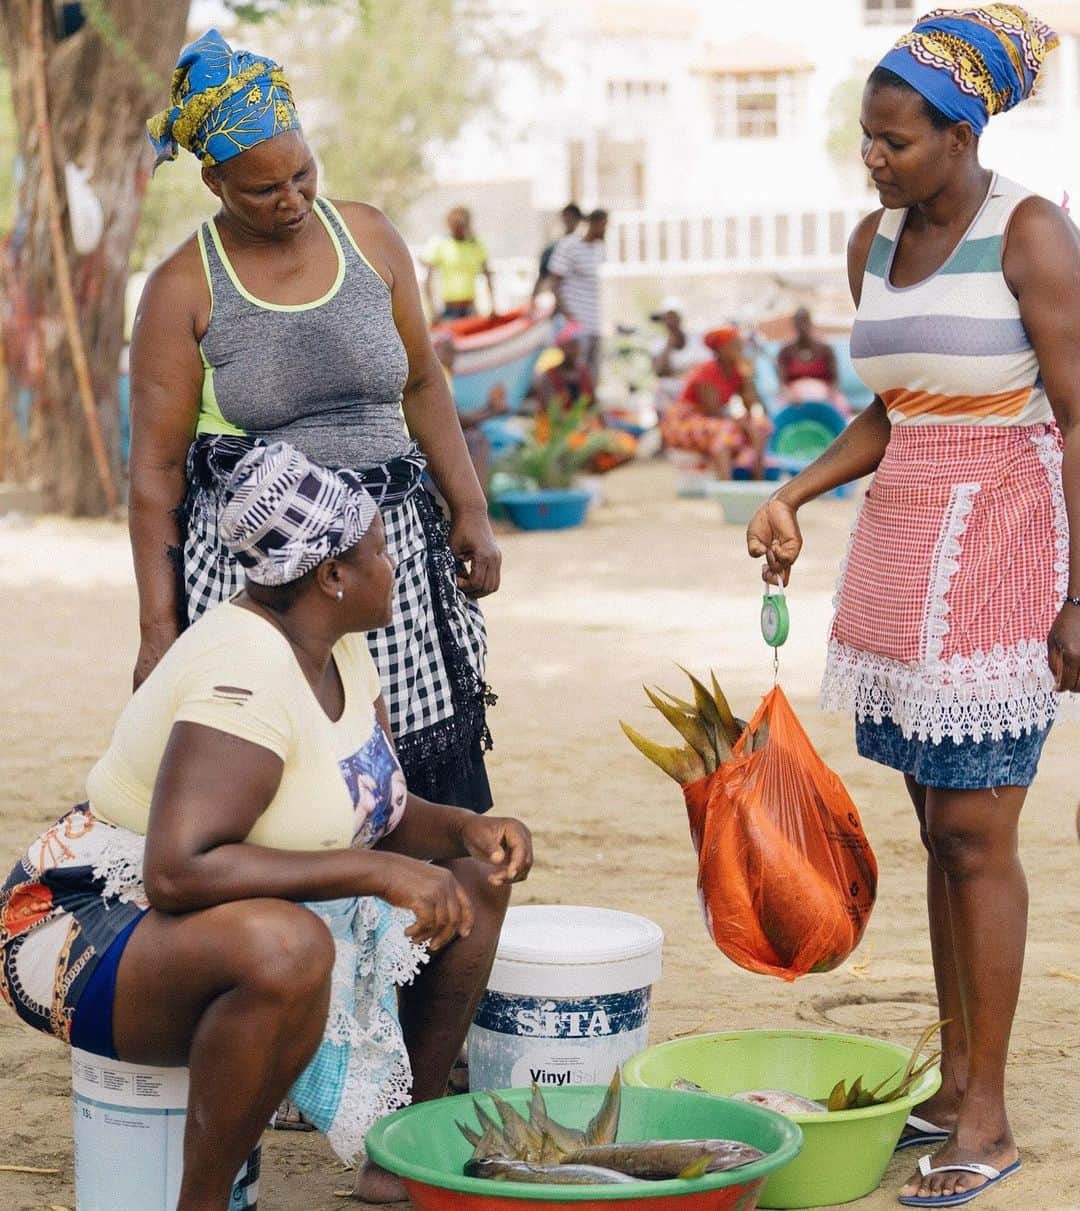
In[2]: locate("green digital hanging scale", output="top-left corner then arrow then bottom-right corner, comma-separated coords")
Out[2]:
760,581 -> 790,648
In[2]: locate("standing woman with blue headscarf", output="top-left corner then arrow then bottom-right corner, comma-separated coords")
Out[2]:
130,30 -> 499,821
748,6 -> 1079,1207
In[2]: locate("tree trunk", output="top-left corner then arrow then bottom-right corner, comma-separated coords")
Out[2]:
0,0 -> 191,514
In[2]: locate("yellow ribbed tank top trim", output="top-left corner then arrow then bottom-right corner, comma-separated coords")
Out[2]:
195,227 -> 247,437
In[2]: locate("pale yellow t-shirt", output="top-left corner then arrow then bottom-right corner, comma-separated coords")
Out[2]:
87,603 -> 406,852
422,235 -> 488,303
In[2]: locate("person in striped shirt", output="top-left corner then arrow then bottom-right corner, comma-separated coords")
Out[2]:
547,208 -> 608,386
747,6 -> 1078,1207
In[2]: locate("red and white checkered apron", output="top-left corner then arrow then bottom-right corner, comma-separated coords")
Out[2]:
820,423 -> 1069,744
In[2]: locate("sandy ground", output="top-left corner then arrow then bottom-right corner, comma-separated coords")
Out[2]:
0,460 -> 1077,1211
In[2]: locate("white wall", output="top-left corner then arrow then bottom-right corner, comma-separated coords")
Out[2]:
428,0 -> 1080,215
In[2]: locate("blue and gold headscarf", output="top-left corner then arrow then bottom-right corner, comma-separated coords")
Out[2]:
877,4 -> 1058,134
146,29 -> 301,168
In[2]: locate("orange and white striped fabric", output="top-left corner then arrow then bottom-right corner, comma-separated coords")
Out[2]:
850,174 -> 1052,428
821,176 -> 1074,744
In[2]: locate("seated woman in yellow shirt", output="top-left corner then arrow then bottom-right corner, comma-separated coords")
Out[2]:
422,206 -> 495,319
0,442 -> 532,1208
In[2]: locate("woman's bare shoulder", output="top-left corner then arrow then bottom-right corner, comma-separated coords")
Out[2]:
327,199 -> 403,244
1002,193 -> 1080,295
326,199 -> 408,285
133,230 -> 217,347
141,233 -> 209,311
847,208 -> 886,305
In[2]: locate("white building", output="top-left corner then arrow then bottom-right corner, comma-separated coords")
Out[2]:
410,0 -> 1080,310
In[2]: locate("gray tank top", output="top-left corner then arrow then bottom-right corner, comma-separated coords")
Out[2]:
196,198 -> 410,468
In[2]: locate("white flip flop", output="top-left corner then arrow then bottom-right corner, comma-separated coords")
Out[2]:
894,1112 -> 950,1152
897,1155 -> 1021,1207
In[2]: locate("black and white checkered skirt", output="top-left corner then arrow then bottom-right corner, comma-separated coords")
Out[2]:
176,436 -> 494,810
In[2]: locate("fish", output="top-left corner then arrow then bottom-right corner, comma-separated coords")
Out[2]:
562,1138 -> 765,1179
464,1158 -> 640,1185
669,1077 -> 708,1093
487,1091 -> 545,1158
731,1090 -> 826,1115
527,1082 -> 585,1152
619,721 -> 707,784
583,1069 -> 622,1146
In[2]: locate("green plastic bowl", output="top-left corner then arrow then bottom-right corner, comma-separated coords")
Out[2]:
623,1030 -> 941,1209
366,1084 -> 802,1209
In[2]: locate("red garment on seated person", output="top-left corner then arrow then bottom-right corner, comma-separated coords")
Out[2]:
679,359 -> 742,410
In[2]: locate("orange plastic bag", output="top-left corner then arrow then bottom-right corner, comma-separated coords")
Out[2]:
683,685 -> 877,981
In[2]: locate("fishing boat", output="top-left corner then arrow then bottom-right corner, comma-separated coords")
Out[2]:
434,306 -> 556,414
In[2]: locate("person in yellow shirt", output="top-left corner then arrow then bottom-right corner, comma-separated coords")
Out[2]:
422,206 -> 495,319
0,442 -> 532,1207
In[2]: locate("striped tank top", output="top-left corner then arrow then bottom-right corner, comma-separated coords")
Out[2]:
195,197 -> 410,469
850,174 -> 1052,428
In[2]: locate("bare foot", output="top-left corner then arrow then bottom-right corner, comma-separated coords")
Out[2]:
350,1158 -> 408,1204
900,1127 -> 1018,1203
270,1097 -> 316,1131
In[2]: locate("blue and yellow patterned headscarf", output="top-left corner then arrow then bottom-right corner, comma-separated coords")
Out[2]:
146,29 -> 301,168
877,4 -> 1058,134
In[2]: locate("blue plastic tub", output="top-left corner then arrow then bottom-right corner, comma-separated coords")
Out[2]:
496,489 -> 591,531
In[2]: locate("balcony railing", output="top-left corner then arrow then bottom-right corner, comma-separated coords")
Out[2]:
603,202 -> 870,276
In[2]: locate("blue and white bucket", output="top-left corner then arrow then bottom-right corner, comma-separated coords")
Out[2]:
72,1049 -> 259,1210
467,905 -> 663,1091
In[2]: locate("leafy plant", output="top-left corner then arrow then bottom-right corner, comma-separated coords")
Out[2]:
826,1020 -> 946,1111
495,398 -> 624,491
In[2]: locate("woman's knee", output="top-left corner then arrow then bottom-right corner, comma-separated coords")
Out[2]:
445,857 -> 510,945
925,821 -> 1011,880
226,900 -> 335,999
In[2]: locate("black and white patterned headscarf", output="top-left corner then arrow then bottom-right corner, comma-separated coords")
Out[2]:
218,442 -> 378,586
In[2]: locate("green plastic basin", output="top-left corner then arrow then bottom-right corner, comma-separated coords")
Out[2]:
623,1030 -> 941,1209
366,1083 -> 802,1209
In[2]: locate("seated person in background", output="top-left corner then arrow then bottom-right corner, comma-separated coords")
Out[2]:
776,306 -> 846,407
0,443 -> 532,1208
422,206 -> 494,321
650,296 -> 708,411
534,324 -> 635,472
433,332 -> 510,493
536,322 -> 595,411
661,327 -> 773,480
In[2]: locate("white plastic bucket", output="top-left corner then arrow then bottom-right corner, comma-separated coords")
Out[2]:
466,905 -> 663,1091
72,1049 -> 260,1210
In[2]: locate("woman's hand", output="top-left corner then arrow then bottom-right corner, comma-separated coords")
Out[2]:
378,852 -> 475,951
746,496 -> 803,585
459,814 -> 533,887
451,507 -> 502,598
1048,603 -> 1080,694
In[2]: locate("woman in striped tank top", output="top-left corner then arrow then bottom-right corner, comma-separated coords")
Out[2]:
748,7 -> 1077,1207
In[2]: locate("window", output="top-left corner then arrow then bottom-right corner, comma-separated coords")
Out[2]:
709,72 -> 804,139
863,0 -> 915,24
605,79 -> 670,104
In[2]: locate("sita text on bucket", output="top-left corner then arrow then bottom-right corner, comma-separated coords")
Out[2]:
516,1000 -> 614,1038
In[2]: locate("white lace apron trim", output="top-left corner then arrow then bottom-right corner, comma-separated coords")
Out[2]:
922,483 -> 980,666
1032,429 -> 1080,722
821,442 -> 1075,742
89,821 -> 149,906
89,823 -> 430,1166
289,896 -> 429,1165
821,636 -> 1061,743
